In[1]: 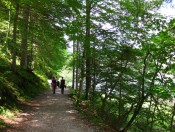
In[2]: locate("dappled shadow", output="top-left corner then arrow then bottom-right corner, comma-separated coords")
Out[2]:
5,88 -> 103,132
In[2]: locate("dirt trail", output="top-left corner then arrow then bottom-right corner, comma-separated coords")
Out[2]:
5,88 -> 104,132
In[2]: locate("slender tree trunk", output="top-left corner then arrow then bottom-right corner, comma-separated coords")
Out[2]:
28,37 -> 34,69
5,8 -> 11,51
120,53 -> 150,132
12,3 -> 19,72
91,49 -> 96,105
72,65 -> 75,89
75,66 -> 79,90
77,53 -> 85,105
146,96 -> 153,130
20,5 -> 30,69
120,95 -> 148,132
150,98 -> 157,131
101,82 -> 108,114
75,41 -> 80,91
119,81 -> 122,122
72,40 -> 76,89
85,0 -> 91,100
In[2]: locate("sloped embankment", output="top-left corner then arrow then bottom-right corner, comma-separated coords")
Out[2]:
0,58 -> 49,130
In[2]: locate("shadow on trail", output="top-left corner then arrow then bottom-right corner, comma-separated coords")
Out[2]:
6,88 -> 102,132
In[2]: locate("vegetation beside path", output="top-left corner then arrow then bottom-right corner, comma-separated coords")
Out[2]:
0,58 -> 49,131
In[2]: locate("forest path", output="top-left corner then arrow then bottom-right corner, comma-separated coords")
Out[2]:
5,87 -> 103,132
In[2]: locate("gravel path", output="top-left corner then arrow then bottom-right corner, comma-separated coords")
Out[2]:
6,88 -> 104,132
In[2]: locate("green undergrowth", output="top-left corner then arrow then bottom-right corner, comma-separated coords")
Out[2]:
69,92 -> 109,131
76,103 -> 103,124
74,99 -> 116,131
69,88 -> 117,132
0,57 -> 49,130
0,119 -> 6,130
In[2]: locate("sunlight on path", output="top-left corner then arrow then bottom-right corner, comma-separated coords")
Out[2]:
6,87 -> 103,132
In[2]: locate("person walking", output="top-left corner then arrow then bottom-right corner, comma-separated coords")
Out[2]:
60,77 -> 66,94
51,77 -> 57,94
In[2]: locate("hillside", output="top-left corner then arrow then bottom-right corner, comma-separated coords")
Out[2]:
0,57 -> 49,130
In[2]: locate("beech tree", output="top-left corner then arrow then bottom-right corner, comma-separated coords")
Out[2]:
1,0 -> 175,131
0,0 -> 72,73
69,0 -> 175,131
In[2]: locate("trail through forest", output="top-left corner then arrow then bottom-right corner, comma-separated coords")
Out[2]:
5,87 -> 104,132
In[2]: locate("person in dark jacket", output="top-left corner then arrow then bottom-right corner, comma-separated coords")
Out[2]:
51,77 -> 57,94
60,77 -> 66,94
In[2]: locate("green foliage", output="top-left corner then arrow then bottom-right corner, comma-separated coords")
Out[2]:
70,0 -> 175,131
1,0 -> 175,131
0,0 -> 70,75
0,0 -> 72,130
75,98 -> 105,129
0,106 -> 15,118
0,53 -> 45,105
0,55 -> 49,130
0,119 -> 6,130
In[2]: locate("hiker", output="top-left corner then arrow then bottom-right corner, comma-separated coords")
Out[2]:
51,77 -> 57,94
60,77 -> 66,94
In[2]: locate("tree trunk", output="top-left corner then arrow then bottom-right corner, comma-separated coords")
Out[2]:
75,41 -> 80,91
85,0 -> 91,100
20,5 -> 30,69
75,66 -> 79,90
150,98 -> 157,131
91,47 -> 96,105
11,3 -> 19,72
120,53 -> 151,131
101,82 -> 108,113
146,96 -> 153,130
77,53 -> 85,105
27,37 -> 34,69
5,8 -> 11,51
120,95 -> 148,132
72,40 -> 76,89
